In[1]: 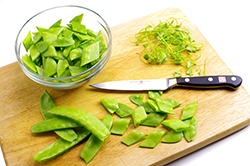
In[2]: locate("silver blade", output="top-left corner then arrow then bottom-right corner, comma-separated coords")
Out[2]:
89,78 -> 177,91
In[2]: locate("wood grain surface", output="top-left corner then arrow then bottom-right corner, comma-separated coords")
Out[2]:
1,8 -> 250,166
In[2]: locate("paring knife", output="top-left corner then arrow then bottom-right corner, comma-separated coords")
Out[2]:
89,75 -> 242,91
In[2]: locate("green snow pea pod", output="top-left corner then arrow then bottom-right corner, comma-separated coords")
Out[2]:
69,66 -> 88,76
132,106 -> 147,127
100,98 -> 119,114
52,37 -> 75,47
36,65 -> 44,76
42,31 -> 57,45
180,102 -> 198,120
70,13 -> 83,24
80,114 -> 113,164
57,59 -> 69,77
121,130 -> 147,146
147,99 -> 159,112
111,118 -> 131,135
21,54 -> 37,73
29,44 -> 40,61
140,112 -> 167,127
139,130 -> 167,148
43,57 -> 57,77
36,41 -> 49,53
40,90 -> 77,142
129,94 -> 144,106
41,45 -> 57,58
47,27 -> 64,36
81,42 -> 99,66
166,98 -> 181,108
115,103 -> 134,118
161,130 -> 183,143
162,119 -> 190,132
23,31 -> 33,51
48,107 -> 110,141
148,90 -> 162,100
183,116 -> 197,142
31,117 -> 81,133
50,19 -> 62,28
69,47 -> 82,61
71,21 -> 87,34
141,101 -> 155,113
34,127 -> 91,162
156,98 -> 174,114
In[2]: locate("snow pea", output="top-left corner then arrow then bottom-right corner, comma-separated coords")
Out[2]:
40,90 -> 77,142
69,47 -> 82,61
81,41 -> 99,66
23,31 -> 33,51
166,98 -> 181,108
29,44 -> 40,61
100,98 -> 119,114
57,59 -> 69,77
41,45 -> 57,58
47,107 -> 110,141
31,117 -> 81,133
43,57 -> 57,77
21,54 -> 37,73
52,37 -> 75,47
180,102 -> 198,120
140,112 -> 167,127
115,103 -> 134,118
42,31 -> 57,45
130,94 -> 144,106
161,130 -> 183,143
121,130 -> 147,146
183,116 -> 197,142
131,106 -> 147,127
141,101 -> 155,113
34,127 -> 91,162
148,90 -> 162,100
36,41 -> 49,53
111,118 -> 131,135
147,99 -> 159,112
156,98 -> 174,114
80,114 -> 113,164
139,130 -> 167,148
161,119 -> 190,132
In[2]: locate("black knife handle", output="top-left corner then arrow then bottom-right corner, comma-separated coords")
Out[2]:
176,75 -> 242,90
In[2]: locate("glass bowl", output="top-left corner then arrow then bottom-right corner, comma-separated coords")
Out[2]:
15,5 -> 112,90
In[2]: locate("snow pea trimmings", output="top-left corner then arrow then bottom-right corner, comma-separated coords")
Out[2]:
21,13 -> 107,82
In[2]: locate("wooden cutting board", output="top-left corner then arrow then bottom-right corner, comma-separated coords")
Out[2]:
1,8 -> 250,166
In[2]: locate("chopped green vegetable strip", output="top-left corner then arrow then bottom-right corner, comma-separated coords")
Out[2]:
80,114 -> 113,164
140,102 -> 155,113
156,98 -> 174,114
43,57 -> 57,77
139,130 -> 167,148
115,103 -> 134,118
162,119 -> 190,132
31,117 -> 81,133
29,45 -> 40,61
147,99 -> 160,112
130,94 -> 144,106
165,98 -> 181,108
48,107 -> 110,141
180,102 -> 198,120
23,31 -> 33,51
34,128 -> 91,162
132,106 -> 147,127
36,41 -> 49,53
21,54 -> 37,73
161,130 -> 183,143
100,98 -> 119,114
140,112 -> 167,127
134,18 -> 203,76
121,130 -> 147,146
111,118 -> 131,135
57,59 -> 69,77
39,90 -> 77,142
148,91 -> 162,100
81,42 -> 99,66
183,116 -> 197,142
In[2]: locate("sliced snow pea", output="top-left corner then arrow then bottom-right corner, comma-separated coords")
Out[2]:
57,59 -> 69,77
147,99 -> 159,112
47,107 -> 110,141
132,106 -> 147,127
81,41 -> 99,66
23,31 -> 33,51
29,45 -> 40,61
180,102 -> 198,120
71,21 -> 87,34
161,130 -> 183,143
156,98 -> 174,114
166,98 -> 181,108
52,37 -> 75,47
162,119 -> 190,132
42,31 -> 57,45
100,98 -> 119,114
141,102 -> 155,113
21,54 -> 37,73
115,103 -> 134,118
148,90 -> 162,100
111,118 -> 131,135
34,127 -> 91,162
121,130 -> 147,146
40,90 -> 77,142
130,94 -> 144,106
69,47 -> 82,61
183,116 -> 197,142
41,45 -> 57,58
139,130 -> 167,148
140,112 -> 167,127
31,117 -> 81,133
36,41 -> 49,53
80,114 -> 113,164
43,57 -> 57,77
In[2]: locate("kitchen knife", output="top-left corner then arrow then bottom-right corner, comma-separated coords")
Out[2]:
89,75 -> 242,91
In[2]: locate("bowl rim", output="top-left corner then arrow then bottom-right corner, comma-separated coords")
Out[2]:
15,5 -> 112,81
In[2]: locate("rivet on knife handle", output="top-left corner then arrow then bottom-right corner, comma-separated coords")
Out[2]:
175,75 -> 242,90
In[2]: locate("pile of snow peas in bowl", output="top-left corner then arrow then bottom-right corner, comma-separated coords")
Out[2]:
15,5 -> 112,90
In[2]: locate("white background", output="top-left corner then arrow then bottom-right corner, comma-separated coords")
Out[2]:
1,0 -> 250,165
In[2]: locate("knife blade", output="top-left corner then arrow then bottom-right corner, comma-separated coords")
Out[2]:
89,75 -> 242,91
